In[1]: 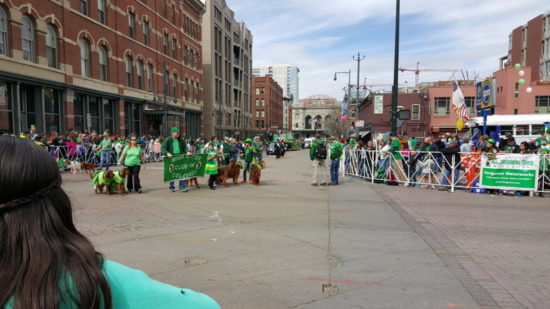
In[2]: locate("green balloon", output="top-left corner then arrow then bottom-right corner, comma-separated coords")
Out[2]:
514,63 -> 521,70
518,79 -> 526,84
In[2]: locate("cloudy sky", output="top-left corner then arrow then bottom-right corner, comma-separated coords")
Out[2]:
225,0 -> 549,100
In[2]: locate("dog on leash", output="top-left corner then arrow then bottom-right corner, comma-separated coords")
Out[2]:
68,161 -> 82,174
217,161 -> 242,187
81,162 -> 97,178
186,177 -> 200,188
91,170 -> 115,194
111,167 -> 129,194
250,160 -> 265,186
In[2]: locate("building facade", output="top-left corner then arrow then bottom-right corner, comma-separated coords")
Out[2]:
252,65 -> 299,103
358,92 -> 430,140
0,0 -> 205,138
202,0 -> 253,138
292,95 -> 340,137
251,76 -> 283,132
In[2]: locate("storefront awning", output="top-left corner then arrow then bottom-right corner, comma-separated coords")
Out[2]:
350,131 -> 370,138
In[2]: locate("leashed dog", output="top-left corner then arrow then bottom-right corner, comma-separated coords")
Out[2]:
68,161 -> 81,175
216,161 -> 242,187
92,170 -> 115,194
112,167 -> 129,194
186,177 -> 200,188
250,160 -> 265,186
81,162 -> 97,179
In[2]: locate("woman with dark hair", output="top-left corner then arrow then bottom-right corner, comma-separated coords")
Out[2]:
118,134 -> 144,193
0,136 -> 219,309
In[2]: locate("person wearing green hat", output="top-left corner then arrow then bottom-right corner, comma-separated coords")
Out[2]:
535,129 -> 549,150
483,138 -> 498,160
241,138 -> 257,183
162,127 -> 190,192
310,135 -> 328,186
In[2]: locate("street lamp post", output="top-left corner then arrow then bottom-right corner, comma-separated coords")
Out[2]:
334,70 -> 351,137
390,0 -> 400,135
353,52 -> 365,138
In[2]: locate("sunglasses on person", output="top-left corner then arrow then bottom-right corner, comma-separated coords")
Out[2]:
131,139 -> 137,141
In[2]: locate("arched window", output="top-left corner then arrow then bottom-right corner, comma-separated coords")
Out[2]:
146,64 -> 153,91
137,60 -> 144,89
314,115 -> 322,129
125,56 -> 133,87
98,46 -> 108,81
79,39 -> 90,77
172,74 -> 177,98
21,16 -> 35,62
305,115 -> 312,130
0,6 -> 9,56
46,25 -> 58,68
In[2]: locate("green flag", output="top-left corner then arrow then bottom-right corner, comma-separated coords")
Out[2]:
164,154 -> 207,182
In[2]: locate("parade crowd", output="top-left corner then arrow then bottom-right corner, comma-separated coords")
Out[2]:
308,128 -> 550,197
3,126 -> 292,194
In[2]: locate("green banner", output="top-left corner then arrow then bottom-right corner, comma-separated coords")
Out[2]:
480,154 -> 539,190
164,154 -> 207,182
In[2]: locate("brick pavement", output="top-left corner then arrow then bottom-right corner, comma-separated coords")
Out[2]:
372,184 -> 550,309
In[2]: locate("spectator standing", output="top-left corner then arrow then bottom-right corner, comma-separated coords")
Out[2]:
329,137 -> 343,185
242,138 -> 257,183
98,134 -> 113,170
460,137 -> 471,153
439,140 -> 461,190
310,135 -> 328,186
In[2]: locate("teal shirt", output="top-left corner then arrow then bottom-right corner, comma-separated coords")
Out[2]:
3,260 -> 220,309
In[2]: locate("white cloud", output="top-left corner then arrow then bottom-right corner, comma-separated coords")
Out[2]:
226,0 -> 550,99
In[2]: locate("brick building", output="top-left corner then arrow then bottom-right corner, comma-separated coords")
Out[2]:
0,0 -> 205,138
358,92 -> 430,139
251,75 -> 283,132
202,0 -> 253,139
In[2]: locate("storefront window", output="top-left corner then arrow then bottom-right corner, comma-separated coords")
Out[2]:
19,85 -> 37,131
103,98 -> 114,132
74,94 -> 85,132
89,96 -> 100,132
44,88 -> 61,133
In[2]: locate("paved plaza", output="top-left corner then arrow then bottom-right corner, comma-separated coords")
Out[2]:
62,150 -> 550,309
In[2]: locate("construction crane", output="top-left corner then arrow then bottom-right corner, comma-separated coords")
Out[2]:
399,62 -> 458,86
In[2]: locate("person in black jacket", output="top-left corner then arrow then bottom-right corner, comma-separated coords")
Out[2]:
439,140 -> 461,189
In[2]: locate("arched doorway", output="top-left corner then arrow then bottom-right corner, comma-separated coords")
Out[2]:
305,115 -> 312,129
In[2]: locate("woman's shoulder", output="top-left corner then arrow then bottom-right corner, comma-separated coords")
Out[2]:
103,260 -> 220,309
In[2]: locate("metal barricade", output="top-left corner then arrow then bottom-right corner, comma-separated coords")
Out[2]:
344,149 -> 550,196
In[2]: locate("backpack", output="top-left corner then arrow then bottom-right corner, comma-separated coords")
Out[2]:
316,142 -> 327,160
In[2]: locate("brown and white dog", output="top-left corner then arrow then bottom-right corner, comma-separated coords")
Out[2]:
217,161 -> 242,187
250,161 -> 265,186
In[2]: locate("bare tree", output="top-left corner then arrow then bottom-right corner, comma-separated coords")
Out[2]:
324,109 -> 349,138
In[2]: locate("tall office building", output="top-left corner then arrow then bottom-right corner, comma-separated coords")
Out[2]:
252,65 -> 299,132
0,0 -> 206,138
202,0 -> 253,138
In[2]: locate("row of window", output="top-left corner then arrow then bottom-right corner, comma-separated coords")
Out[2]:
0,10 -> 60,68
255,110 -> 266,118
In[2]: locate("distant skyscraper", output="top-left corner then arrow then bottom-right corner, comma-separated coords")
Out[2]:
253,65 -> 299,132
252,65 -> 300,103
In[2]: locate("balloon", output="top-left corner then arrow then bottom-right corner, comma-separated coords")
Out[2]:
518,79 -> 526,85
526,87 -> 533,93
519,70 -> 525,76
514,63 -> 522,70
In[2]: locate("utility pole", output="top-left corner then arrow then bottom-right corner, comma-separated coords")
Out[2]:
391,0 -> 400,135
353,52 -> 365,138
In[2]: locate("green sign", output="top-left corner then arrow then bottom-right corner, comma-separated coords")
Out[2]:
480,154 -> 539,190
164,154 -> 207,182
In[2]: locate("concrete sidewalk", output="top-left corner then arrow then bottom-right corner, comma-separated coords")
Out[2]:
64,150 -> 527,308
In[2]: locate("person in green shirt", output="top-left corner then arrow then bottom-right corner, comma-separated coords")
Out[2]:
253,136 -> 264,161
118,135 -> 145,193
98,134 -> 113,170
221,137 -> 231,165
242,138 -> 257,183
309,135 -> 328,186
161,127 -> 189,192
0,136 -> 220,309
328,136 -> 343,185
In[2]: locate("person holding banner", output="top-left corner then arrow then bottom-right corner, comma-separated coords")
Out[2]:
162,128 -> 189,192
204,143 -> 219,190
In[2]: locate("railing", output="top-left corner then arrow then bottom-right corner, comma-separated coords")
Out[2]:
47,143 -> 164,165
343,149 -> 550,195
